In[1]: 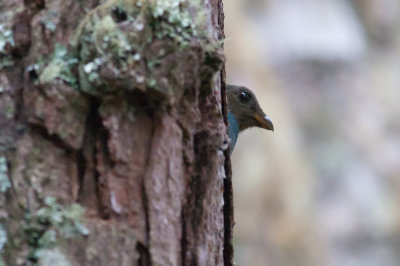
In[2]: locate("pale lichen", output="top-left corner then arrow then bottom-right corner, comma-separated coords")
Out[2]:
0,24 -> 13,52
74,0 -> 222,102
4,102 -> 15,120
36,248 -> 72,266
40,10 -> 58,33
24,197 -> 89,261
27,0 -> 223,105
0,224 -> 7,266
0,157 -> 10,193
39,44 -> 78,86
0,23 -> 14,70
0,224 -> 7,252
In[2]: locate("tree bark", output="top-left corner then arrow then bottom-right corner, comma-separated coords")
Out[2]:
0,0 -> 232,265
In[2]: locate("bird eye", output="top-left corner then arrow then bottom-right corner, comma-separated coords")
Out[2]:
239,91 -> 251,103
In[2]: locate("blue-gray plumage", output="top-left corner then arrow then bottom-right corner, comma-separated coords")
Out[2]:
228,111 -> 239,153
227,85 -> 274,153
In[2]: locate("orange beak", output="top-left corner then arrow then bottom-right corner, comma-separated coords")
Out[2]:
254,113 -> 274,131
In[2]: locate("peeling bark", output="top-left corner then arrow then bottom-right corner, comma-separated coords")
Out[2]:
0,0 -> 232,265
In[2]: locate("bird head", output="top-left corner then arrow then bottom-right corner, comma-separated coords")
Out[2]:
227,84 -> 274,132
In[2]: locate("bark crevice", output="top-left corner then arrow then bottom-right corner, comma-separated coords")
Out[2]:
141,112 -> 155,246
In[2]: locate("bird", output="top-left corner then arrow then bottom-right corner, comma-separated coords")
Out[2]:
227,84 -> 274,153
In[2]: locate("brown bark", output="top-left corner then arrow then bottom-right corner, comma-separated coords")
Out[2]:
0,0 -> 233,265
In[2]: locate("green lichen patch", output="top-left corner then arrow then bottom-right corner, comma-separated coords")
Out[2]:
36,248 -> 71,266
0,24 -> 14,52
0,224 -> 7,252
149,0 -> 199,45
40,10 -> 58,33
24,197 -> 89,262
4,101 -> 15,120
77,9 -> 147,97
39,44 -> 79,87
75,0 -> 224,104
0,23 -> 14,70
0,157 -> 10,193
0,224 -> 6,266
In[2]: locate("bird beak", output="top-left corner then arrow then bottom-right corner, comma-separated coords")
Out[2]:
254,113 -> 274,131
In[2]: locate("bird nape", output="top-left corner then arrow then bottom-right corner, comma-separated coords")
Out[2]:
226,84 -> 274,153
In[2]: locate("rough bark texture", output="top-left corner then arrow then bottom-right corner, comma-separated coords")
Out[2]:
0,0 -> 233,265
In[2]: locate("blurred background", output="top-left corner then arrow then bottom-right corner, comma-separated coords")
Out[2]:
224,0 -> 400,265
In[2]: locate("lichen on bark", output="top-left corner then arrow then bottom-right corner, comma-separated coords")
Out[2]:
0,0 -> 229,264
74,0 -> 224,103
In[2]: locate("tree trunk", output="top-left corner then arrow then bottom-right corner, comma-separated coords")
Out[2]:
0,0 -> 233,265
